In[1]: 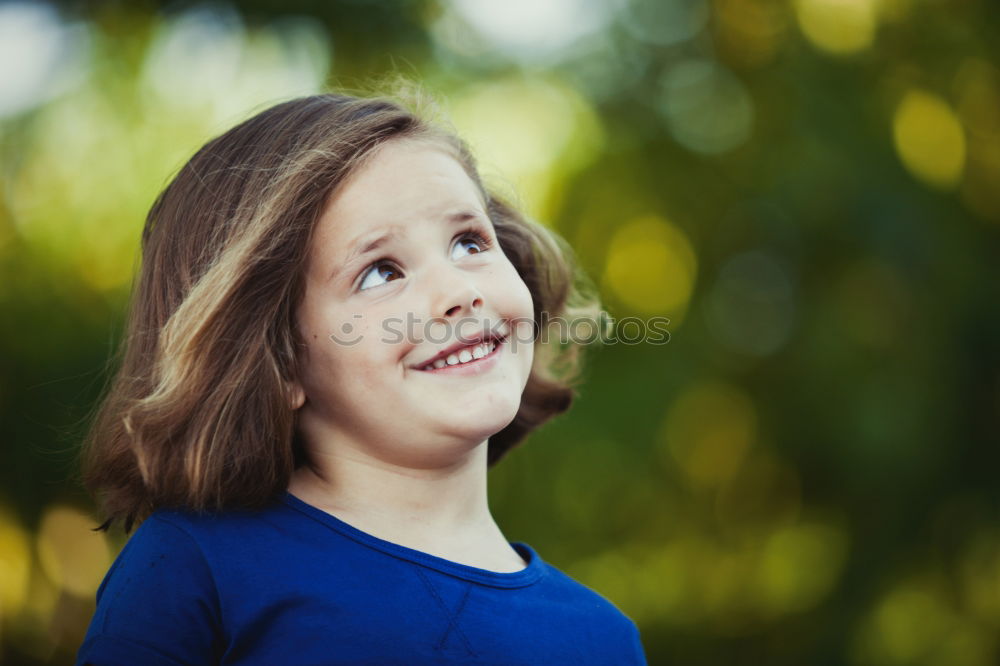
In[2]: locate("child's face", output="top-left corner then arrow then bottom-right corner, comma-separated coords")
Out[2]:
290,138 -> 535,467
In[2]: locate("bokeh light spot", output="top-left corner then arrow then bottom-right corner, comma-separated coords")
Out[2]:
0,2 -> 91,118
659,59 -> 755,155
955,59 -> 1000,220
872,584 -> 956,663
852,571 -> 998,665
959,530 -> 1000,626
714,0 -> 790,69
620,0 -> 709,47
661,380 -> 757,489
141,6 -> 329,126
793,0 -> 877,55
450,76 -> 603,220
36,504 -> 110,598
756,521 -> 849,615
892,90 -> 966,190
645,539 -> 700,621
439,0 -> 615,63
603,214 -> 697,320
0,505 -> 31,618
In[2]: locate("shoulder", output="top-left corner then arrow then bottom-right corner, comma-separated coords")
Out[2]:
509,553 -> 647,665
539,560 -> 631,618
139,500 -> 286,552
78,513 -> 227,666
88,503 -> 286,635
96,512 -> 223,615
539,560 -> 645,646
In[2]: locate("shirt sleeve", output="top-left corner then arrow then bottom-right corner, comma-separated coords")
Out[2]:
75,514 -> 225,666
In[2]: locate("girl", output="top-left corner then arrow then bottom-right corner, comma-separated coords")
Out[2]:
75,91 -> 647,665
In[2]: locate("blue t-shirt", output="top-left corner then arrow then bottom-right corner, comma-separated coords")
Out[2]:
76,491 -> 647,665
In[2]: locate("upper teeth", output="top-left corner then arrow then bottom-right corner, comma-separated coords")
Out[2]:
424,340 -> 497,370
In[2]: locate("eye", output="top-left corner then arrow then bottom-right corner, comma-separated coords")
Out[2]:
451,228 -> 492,260
358,262 -> 402,291
355,227 -> 493,293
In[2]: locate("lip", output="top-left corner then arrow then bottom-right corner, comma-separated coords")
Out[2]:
413,336 -> 505,376
411,330 -> 508,369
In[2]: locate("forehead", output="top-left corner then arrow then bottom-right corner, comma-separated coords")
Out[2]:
319,139 -> 484,238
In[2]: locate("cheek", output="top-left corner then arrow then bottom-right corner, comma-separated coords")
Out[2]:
517,279 -> 535,319
303,342 -> 390,412
496,261 -> 534,318
497,267 -> 536,373
297,306 -> 369,384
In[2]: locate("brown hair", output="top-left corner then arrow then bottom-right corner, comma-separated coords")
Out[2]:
78,91 -> 602,533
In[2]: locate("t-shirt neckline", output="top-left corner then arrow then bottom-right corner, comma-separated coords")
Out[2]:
280,490 -> 546,588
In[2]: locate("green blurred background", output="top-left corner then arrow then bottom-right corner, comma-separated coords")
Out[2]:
2,0 -> 999,664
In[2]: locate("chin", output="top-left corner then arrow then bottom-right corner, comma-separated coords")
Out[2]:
446,398 -> 521,442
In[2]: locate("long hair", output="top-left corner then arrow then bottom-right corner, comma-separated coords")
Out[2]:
78,92 -> 602,533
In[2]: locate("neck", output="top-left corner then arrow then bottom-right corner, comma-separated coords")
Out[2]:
286,436 -> 507,555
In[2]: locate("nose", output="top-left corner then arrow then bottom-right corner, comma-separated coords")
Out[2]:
427,260 -> 484,322
444,293 -> 482,318
441,281 -> 483,320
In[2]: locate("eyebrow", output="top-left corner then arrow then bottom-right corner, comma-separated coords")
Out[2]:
330,210 -> 484,284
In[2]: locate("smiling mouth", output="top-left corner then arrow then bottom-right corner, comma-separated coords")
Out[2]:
416,335 -> 506,372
